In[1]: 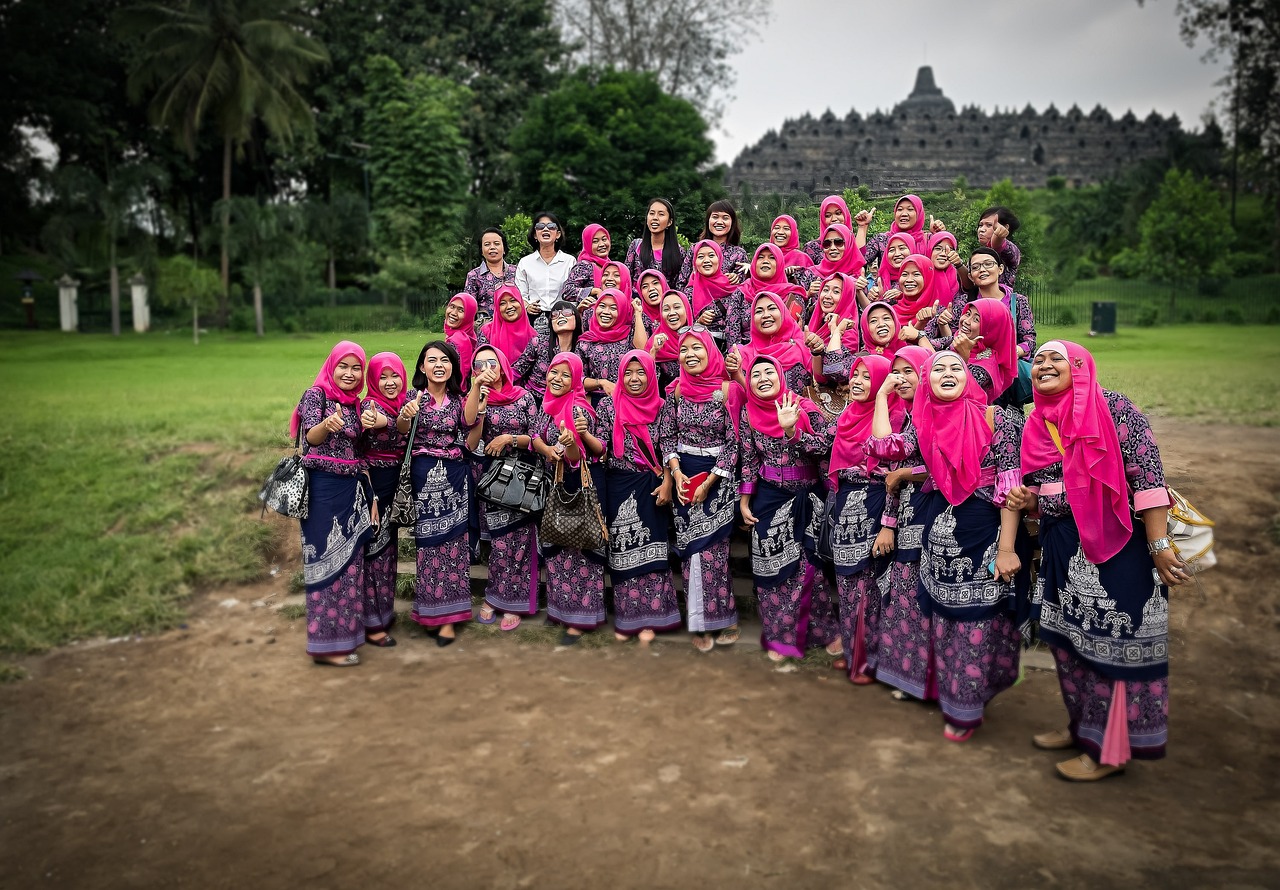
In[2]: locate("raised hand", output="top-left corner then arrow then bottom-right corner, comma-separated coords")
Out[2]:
929,214 -> 947,234
992,221 -> 1010,245
915,301 -> 940,324
880,370 -> 905,396
400,390 -> 425,421
321,409 -> 346,435
804,331 -> 826,355
854,209 -> 874,228
854,274 -> 869,292
556,420 -> 575,448
775,391 -> 801,435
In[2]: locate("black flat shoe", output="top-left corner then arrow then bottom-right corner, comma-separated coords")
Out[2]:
559,631 -> 583,646
422,626 -> 440,638
365,633 -> 397,648
435,633 -> 456,648
313,654 -> 360,667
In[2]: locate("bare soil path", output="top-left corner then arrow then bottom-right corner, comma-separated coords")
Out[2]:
2,419 -> 1278,890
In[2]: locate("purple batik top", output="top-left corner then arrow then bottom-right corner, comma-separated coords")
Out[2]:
359,397 -> 409,468
404,389 -> 470,461
463,262 -> 518,316
624,238 -> 685,287
479,390 -> 539,444
577,338 -> 632,385
927,287 -> 1036,359
656,394 -> 739,479
738,406 -> 830,496
675,243 -> 747,290
595,397 -> 663,474
298,386 -> 364,475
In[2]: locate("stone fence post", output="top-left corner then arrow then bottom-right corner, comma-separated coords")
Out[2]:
57,275 -> 80,332
130,273 -> 150,332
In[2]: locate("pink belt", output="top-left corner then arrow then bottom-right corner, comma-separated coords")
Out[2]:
1036,482 -> 1065,496
365,451 -> 404,462
762,465 -> 817,484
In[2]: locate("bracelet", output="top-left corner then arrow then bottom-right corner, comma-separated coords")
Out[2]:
998,548 -> 1016,554
1147,537 -> 1172,554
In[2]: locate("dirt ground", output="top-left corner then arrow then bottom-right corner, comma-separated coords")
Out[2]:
2,418 -> 1278,890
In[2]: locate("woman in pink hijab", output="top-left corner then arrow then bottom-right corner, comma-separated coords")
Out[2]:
443,293 -> 479,388
803,194 -> 854,264
1009,341 -> 1182,781
856,193 -> 935,272
558,222 -> 613,307
685,238 -> 747,347
481,284 -> 537,373
892,350 -> 1030,742
731,290 -> 823,395
949,297 -> 1020,403
293,340 -> 375,667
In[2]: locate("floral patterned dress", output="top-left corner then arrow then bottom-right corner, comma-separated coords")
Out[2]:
358,398 -> 409,632
463,261 -> 517,316
476,390 -> 542,616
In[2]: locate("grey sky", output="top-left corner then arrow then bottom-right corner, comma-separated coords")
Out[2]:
713,0 -> 1227,164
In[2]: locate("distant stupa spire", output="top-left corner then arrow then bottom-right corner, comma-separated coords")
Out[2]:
910,66 -> 943,100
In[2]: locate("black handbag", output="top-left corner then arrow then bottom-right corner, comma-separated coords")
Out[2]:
259,393 -> 326,520
539,461 -> 608,551
478,449 -> 549,514
385,408 -> 421,527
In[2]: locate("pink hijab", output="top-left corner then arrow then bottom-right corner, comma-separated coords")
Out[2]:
611,350 -> 663,468
445,292 -> 479,379
771,214 -> 812,268
747,290 -> 812,374
689,239 -> 739,313
481,284 -> 536,364
892,255 -> 937,328
472,344 -> 528,407
577,223 -> 612,284
893,345 -> 934,389
828,354 -> 904,481
927,231 -> 960,307
674,328 -> 746,433
912,350 -> 993,506
877,232 -> 916,293
291,339 -> 366,436
1022,341 -> 1133,564
819,195 -> 852,233
600,260 -> 633,298
739,243 -> 790,305
635,269 -> 668,326
542,352 -> 596,452
890,194 -> 928,253
859,301 -> 907,358
815,224 -> 866,278
578,288 -> 634,343
964,299 -> 1019,399
807,273 -> 861,351
647,290 -> 691,363
365,351 -> 409,418
743,354 -> 818,440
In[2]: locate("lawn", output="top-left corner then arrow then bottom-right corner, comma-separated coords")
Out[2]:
0,323 -> 1273,657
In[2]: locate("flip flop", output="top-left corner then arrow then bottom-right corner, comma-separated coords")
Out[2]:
477,606 -> 498,625
500,614 -> 522,632
715,626 -> 740,646
944,725 -> 975,743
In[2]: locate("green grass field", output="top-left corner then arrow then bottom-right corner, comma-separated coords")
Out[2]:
0,324 -> 1274,658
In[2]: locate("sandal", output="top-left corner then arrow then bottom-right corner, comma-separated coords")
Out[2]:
944,724 -> 975,743
825,640 -> 843,657
715,626 -> 740,646
364,632 -> 397,648
850,673 -> 875,686
692,634 -> 715,653
767,650 -> 787,663
830,657 -> 849,672
499,614 -> 522,632
313,653 -> 360,667
890,689 -> 914,702
477,605 -> 497,625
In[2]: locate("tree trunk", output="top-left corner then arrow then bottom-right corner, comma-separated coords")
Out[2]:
327,249 -> 337,292
219,135 -> 232,326
109,259 -> 120,338
253,281 -> 264,338
193,301 -> 200,346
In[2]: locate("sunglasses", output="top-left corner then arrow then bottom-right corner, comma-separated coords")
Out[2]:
676,324 -> 710,335
822,238 -> 846,248
472,358 -> 500,370
534,222 -> 558,231
551,308 -> 576,319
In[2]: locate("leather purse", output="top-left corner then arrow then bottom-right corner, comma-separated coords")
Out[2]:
539,461 -> 608,551
478,449 -> 549,514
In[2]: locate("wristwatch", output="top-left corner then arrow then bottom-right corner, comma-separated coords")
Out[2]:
1147,536 -> 1172,554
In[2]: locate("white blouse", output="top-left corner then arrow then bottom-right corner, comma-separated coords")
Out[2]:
515,250 -> 576,311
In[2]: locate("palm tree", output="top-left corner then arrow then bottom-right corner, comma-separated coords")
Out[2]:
120,0 -> 328,323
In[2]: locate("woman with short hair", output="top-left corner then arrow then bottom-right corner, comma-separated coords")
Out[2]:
464,227 -> 517,316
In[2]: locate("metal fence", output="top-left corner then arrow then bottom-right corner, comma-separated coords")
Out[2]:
1020,274 -> 1279,328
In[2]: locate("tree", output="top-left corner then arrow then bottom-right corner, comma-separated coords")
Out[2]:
220,197 -> 289,337
1137,168 -> 1233,318
45,162 -> 167,336
154,255 -> 220,344
555,0 -> 769,123
509,68 -> 724,243
304,0 -> 565,201
120,0 -> 329,321
305,192 -> 368,293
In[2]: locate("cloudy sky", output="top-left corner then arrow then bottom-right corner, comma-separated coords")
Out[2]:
713,0 -> 1227,163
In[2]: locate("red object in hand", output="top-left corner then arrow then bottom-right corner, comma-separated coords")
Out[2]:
682,471 -> 710,502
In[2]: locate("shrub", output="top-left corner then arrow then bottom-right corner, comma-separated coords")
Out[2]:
1135,306 -> 1160,328
1264,306 -> 1280,325
1109,248 -> 1143,280
1196,276 -> 1226,297
1053,307 -> 1077,326
1075,257 -> 1098,280
1198,308 -> 1220,323
228,307 -> 255,332
1222,307 -> 1245,325
1227,252 -> 1270,277
280,316 -> 303,333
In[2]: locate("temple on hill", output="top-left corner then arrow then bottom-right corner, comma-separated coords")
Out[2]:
724,66 -> 1183,196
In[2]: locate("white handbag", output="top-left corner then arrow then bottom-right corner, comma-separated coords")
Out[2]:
1167,487 -> 1216,573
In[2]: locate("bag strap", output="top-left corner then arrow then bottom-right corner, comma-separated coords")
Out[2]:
1044,420 -> 1065,456
397,405 -> 422,476
298,389 -> 329,457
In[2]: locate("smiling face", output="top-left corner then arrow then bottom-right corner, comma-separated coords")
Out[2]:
823,203 -> 845,228
679,336 -> 708,373
848,362 -> 873,403
498,290 -> 522,321
770,219 -> 792,246
959,305 -> 982,339
895,198 -> 918,230
753,249 -> 777,279
591,229 -> 610,256
887,239 -> 911,269
753,298 -> 782,333
819,277 -> 843,313
1031,349 -> 1072,396
551,305 -> 577,332
546,362 -> 573,396
891,356 -> 920,400
444,297 -> 466,329
930,355 -> 967,401
695,245 -> 719,276
646,201 -> 671,235
661,293 -> 687,329
622,359 -> 648,395
595,296 -> 618,329
333,355 -> 363,393
378,366 -> 403,400
481,232 -> 505,263
970,253 -> 1002,288
639,275 -> 663,306
931,240 -> 953,270
601,264 -> 622,289
707,210 -> 732,240
899,263 -> 925,298
822,231 -> 847,262
867,307 -> 894,345
420,348 -> 452,386
749,360 -> 780,398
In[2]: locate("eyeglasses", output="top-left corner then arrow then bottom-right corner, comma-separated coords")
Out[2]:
534,222 -> 558,231
551,308 -> 576,319
472,358 -> 500,370
970,260 -> 999,271
822,238 -> 846,248
676,324 -> 710,335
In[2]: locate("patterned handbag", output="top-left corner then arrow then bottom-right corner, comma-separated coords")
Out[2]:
385,409 -> 422,527
258,431 -> 309,519
478,450 -> 550,514
540,461 -> 608,551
